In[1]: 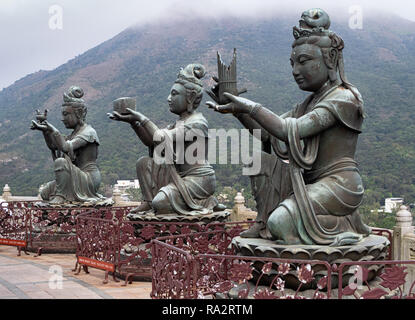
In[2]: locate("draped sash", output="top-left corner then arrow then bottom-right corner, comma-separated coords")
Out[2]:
274,85 -> 363,246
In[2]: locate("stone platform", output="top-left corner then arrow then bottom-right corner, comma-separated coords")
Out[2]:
0,245 -> 151,299
232,235 -> 390,289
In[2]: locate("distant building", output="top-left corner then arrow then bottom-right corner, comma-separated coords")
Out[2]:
113,180 -> 140,193
370,197 -> 405,214
385,197 -> 404,213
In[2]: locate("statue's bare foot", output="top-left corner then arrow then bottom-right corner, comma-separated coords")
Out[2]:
130,202 -> 152,214
240,222 -> 264,238
49,195 -> 65,205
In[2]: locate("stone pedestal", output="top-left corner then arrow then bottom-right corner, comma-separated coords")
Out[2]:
232,235 -> 390,290
127,209 -> 230,224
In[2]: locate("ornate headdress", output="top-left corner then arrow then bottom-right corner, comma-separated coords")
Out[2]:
62,86 -> 87,120
175,64 -> 206,89
292,8 -> 343,49
292,9 -> 362,105
293,9 -> 330,39
63,86 -> 85,107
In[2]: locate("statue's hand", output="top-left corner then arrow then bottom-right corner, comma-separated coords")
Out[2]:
30,120 -> 50,132
43,121 -> 59,134
205,76 -> 220,103
206,75 -> 248,104
206,101 -> 234,114
108,109 -> 147,124
206,93 -> 258,114
125,108 -> 147,123
108,111 -> 135,123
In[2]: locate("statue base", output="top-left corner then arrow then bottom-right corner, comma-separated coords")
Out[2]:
126,209 -> 230,223
33,197 -> 114,208
231,235 -> 390,290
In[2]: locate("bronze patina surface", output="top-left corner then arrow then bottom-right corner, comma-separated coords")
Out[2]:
207,8 -> 371,246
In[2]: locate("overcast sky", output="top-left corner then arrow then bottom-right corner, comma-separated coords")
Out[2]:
0,0 -> 414,90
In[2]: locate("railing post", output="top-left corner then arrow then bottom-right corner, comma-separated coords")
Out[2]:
2,184 -> 12,201
393,205 -> 415,295
393,205 -> 414,261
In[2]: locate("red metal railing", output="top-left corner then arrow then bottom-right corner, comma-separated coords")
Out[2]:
0,201 -> 33,256
28,206 -> 94,256
151,229 -> 415,299
73,209 -> 120,284
73,207 -> 253,285
151,230 -> 333,299
336,260 -> 415,299
371,227 -> 393,260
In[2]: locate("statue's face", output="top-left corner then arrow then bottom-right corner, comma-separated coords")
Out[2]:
61,105 -> 79,129
167,83 -> 187,115
290,43 -> 329,92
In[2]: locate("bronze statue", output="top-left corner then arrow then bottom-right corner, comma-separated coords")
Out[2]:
31,86 -> 107,205
109,64 -> 224,215
207,8 -> 370,246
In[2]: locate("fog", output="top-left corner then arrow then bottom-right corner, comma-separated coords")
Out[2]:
0,0 -> 414,90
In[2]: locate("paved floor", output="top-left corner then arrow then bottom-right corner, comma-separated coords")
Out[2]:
0,245 -> 152,299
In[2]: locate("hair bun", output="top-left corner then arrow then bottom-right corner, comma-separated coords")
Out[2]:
63,86 -> 86,105
176,63 -> 206,87
192,64 -> 206,80
69,86 -> 84,99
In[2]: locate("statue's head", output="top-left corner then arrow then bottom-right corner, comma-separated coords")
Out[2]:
61,86 -> 87,128
168,64 -> 206,115
290,9 -> 361,100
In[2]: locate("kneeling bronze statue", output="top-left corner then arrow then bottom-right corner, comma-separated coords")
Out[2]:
31,86 -> 110,206
109,64 -> 226,218
207,9 -> 370,246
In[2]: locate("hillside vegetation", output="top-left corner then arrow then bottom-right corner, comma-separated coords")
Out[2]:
1,12 -> 414,228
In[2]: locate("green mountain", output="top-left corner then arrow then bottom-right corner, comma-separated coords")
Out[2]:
1,12 -> 415,214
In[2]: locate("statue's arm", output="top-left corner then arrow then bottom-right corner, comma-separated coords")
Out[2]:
233,114 -> 270,142
139,118 -> 161,146
51,133 -> 87,160
296,107 -> 337,138
42,131 -> 58,151
234,109 -> 292,142
251,106 -> 336,141
108,108 -> 160,147
130,121 -> 155,147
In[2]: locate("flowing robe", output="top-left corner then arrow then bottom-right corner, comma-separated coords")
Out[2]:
40,124 -> 105,203
252,84 -> 370,245
137,112 -> 218,215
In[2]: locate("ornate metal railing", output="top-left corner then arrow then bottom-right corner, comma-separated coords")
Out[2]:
371,227 -> 393,260
28,206 -> 94,256
73,209 -> 120,284
337,260 -> 415,299
151,229 -> 415,299
74,207 -> 253,285
151,230 -> 332,299
0,201 -> 33,256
